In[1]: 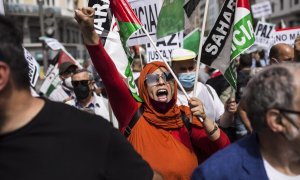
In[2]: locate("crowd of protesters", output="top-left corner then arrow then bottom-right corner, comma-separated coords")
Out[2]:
1,6 -> 300,180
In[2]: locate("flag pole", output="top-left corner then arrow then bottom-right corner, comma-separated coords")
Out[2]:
193,0 -> 210,97
141,26 -> 189,100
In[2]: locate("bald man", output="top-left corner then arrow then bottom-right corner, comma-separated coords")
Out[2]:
269,43 -> 294,64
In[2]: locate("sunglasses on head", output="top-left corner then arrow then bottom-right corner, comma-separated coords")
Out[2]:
71,80 -> 90,87
145,71 -> 174,86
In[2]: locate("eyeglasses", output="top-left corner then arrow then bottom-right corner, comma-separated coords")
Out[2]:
71,80 -> 90,87
277,108 -> 300,129
145,71 -> 174,86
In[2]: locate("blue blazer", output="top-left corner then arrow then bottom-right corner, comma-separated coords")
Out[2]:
191,134 -> 268,180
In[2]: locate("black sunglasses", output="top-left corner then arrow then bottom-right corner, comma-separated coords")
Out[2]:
145,71 -> 174,86
277,108 -> 300,129
71,80 -> 90,87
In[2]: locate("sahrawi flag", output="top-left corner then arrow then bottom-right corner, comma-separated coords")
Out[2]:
39,49 -> 78,97
89,0 -> 142,102
201,0 -> 255,89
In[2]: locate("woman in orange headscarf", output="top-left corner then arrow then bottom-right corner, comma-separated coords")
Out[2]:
75,7 -> 230,180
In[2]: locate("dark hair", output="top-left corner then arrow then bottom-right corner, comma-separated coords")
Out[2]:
0,15 -> 30,89
239,54 -> 252,68
243,64 -> 296,132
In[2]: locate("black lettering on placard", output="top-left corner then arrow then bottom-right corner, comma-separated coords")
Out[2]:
282,34 -> 287,41
167,34 -> 177,46
266,26 -> 273,38
256,24 -> 263,35
131,3 -> 159,38
149,5 -> 156,32
290,33 -> 296,40
156,39 -> 166,47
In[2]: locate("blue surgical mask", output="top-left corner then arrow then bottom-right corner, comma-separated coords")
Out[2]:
178,72 -> 196,89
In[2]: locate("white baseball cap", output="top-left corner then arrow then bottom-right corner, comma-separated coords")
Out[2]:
171,48 -> 196,61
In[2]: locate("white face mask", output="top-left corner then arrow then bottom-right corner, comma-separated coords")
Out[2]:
63,77 -> 73,89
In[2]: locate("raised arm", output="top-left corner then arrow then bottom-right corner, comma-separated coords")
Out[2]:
75,8 -> 138,132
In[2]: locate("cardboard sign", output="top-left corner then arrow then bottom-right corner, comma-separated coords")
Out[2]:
146,31 -> 183,62
254,21 -> 276,48
128,0 -> 163,46
251,1 -> 272,19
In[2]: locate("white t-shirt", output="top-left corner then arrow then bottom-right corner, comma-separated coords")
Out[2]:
177,82 -> 224,122
263,158 -> 300,180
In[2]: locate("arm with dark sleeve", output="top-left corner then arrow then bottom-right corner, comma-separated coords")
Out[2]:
105,128 -> 153,180
86,42 -> 138,132
190,126 -> 230,162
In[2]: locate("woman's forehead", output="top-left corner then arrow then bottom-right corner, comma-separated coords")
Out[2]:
150,67 -> 167,74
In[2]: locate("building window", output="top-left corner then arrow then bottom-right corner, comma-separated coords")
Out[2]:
280,0 -> 284,10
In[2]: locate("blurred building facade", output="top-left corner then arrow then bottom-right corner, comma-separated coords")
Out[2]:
3,0 -> 89,64
250,0 -> 300,28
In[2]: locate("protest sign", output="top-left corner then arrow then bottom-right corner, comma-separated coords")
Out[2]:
128,0 -> 163,46
251,1 -> 272,19
273,26 -> 300,46
146,31 -> 183,62
254,21 -> 275,48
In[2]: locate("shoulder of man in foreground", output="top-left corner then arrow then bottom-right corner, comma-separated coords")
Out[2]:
191,134 -> 267,180
42,99 -> 155,180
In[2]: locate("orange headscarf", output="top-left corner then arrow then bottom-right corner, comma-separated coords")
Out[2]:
137,61 -> 202,129
128,61 -> 202,180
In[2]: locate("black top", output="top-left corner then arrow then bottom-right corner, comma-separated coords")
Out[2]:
0,99 -> 153,180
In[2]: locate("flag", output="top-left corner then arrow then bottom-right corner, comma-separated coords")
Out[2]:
39,50 -> 78,96
183,0 -> 200,18
156,0 -> 185,39
0,0 -> 4,15
110,0 -> 142,44
24,48 -> 40,87
201,0 -> 255,89
89,0 -> 142,102
183,28 -> 201,54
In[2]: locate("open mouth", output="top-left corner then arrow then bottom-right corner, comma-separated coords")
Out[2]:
156,89 -> 168,102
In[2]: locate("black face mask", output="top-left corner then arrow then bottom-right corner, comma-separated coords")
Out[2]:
74,84 -> 90,100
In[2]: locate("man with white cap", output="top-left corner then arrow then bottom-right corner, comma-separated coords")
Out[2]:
171,48 -> 237,128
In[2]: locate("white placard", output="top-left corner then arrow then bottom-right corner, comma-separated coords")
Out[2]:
254,21 -> 276,48
273,27 -> 300,46
146,31 -> 183,63
251,1 -> 272,19
24,48 -> 40,87
128,0 -> 163,46
43,37 -> 65,50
